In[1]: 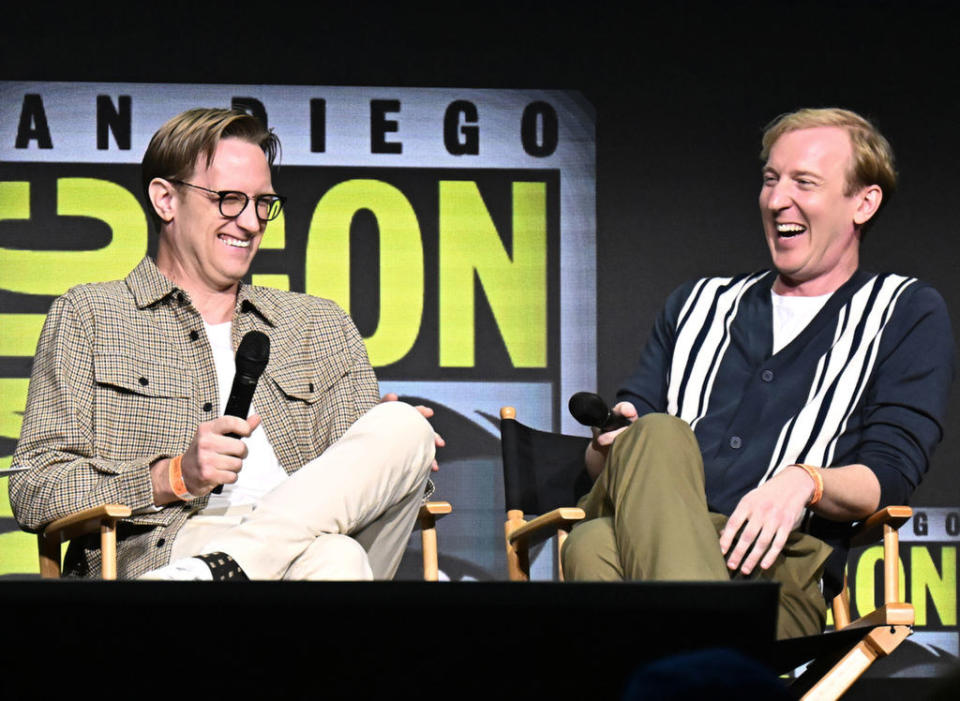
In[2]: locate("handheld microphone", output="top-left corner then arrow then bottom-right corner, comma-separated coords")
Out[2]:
568,392 -> 631,432
212,330 -> 270,495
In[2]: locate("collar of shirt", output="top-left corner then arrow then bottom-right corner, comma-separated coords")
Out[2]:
124,256 -> 277,326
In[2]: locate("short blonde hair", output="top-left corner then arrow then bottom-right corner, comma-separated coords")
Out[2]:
761,107 -> 897,206
142,108 -> 280,231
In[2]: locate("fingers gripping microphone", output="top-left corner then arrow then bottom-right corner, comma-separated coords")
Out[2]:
212,330 -> 270,495
568,392 -> 631,432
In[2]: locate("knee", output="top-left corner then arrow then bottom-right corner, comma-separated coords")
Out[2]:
633,412 -> 693,440
367,402 -> 434,460
615,413 -> 697,456
369,401 -> 434,446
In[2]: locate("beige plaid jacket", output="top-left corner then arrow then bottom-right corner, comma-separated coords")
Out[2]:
10,257 -> 380,578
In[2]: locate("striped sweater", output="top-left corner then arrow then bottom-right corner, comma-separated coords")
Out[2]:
617,270 -> 953,593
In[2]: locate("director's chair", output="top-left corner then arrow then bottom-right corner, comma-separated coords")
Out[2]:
497,406 -> 915,700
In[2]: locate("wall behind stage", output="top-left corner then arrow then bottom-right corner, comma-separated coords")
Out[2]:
1,0 -> 957,682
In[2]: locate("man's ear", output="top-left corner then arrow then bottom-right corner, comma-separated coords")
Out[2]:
148,178 -> 177,224
853,184 -> 883,226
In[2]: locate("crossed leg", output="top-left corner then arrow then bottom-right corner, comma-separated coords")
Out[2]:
170,400 -> 435,580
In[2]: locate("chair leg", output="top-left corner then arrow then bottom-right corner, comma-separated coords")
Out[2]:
100,520 -> 118,580
801,625 -> 912,701
420,512 -> 439,581
556,528 -> 569,582
505,510 -> 529,581
38,533 -> 61,579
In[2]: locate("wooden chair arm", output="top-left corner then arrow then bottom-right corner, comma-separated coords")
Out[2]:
43,504 -> 133,543
848,506 -> 912,547
419,501 -> 452,519
39,504 -> 132,580
842,603 -> 915,630
507,508 -> 585,550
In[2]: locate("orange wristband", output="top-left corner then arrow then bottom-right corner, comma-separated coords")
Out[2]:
793,463 -> 823,507
168,454 -> 194,501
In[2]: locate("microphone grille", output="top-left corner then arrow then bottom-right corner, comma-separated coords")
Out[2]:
568,391 -> 609,428
236,331 -> 270,377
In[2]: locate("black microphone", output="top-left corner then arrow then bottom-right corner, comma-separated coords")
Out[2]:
568,392 -> 631,432
212,330 -> 270,495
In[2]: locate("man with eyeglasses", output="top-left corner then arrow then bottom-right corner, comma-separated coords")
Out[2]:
10,108 -> 438,581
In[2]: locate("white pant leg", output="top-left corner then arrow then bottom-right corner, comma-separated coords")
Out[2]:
200,401 -> 435,580
170,506 -> 253,561
282,534 -> 374,580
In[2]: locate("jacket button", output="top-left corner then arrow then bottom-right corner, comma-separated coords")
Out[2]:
729,435 -> 742,449
761,369 -> 774,383
156,538 -> 166,548
189,330 -> 200,341
138,377 -> 149,386
203,402 -> 213,412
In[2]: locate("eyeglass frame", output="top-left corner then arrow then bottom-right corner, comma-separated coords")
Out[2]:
166,178 -> 287,222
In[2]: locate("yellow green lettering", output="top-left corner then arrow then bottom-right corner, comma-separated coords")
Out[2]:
439,181 -> 546,367
305,179 -> 423,367
911,545 -> 956,626
0,178 -> 147,296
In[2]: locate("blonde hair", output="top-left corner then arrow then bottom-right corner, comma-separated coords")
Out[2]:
761,108 -> 896,202
142,108 -> 280,230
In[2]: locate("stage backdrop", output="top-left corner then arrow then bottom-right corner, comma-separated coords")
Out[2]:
0,81 -> 955,679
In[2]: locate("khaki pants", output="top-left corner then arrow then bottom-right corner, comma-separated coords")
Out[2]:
171,401 -> 435,580
562,413 -> 831,639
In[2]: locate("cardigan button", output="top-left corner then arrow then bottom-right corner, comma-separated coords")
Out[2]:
761,369 -> 774,383
729,435 -> 742,449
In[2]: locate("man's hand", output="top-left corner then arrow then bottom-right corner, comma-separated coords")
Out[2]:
718,465 -> 816,575
585,401 -> 639,479
151,415 -> 261,503
380,393 -> 444,472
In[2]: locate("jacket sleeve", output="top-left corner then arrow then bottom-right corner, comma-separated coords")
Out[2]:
9,294 -> 160,531
855,283 -> 955,508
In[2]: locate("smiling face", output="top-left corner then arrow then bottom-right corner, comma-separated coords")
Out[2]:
760,126 -> 881,296
154,137 -> 272,295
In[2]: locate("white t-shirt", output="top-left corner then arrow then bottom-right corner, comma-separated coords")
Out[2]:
203,321 -> 288,509
770,290 -> 833,355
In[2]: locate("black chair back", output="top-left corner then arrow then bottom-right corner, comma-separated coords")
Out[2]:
500,415 -> 592,514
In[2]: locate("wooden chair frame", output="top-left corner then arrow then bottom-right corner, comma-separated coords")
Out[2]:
34,500 -> 451,581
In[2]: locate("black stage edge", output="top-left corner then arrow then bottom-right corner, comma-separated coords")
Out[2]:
2,581 -> 781,698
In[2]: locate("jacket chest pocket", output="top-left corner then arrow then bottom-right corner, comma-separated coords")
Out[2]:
266,351 -> 353,452
93,354 -> 192,459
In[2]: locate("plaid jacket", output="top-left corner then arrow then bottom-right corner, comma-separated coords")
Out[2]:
10,257 -> 380,578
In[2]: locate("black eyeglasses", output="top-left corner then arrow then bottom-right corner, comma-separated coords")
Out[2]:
168,179 -> 287,222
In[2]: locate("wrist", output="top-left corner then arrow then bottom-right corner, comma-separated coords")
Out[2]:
168,454 -> 196,501
791,463 -> 823,507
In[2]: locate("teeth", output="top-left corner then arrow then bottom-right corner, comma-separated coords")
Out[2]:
776,223 -> 805,234
220,235 -> 250,248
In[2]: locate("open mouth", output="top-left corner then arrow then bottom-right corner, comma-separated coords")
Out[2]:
218,234 -> 250,249
776,223 -> 806,238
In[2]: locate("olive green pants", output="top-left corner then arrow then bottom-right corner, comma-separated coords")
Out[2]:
561,414 -> 832,639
